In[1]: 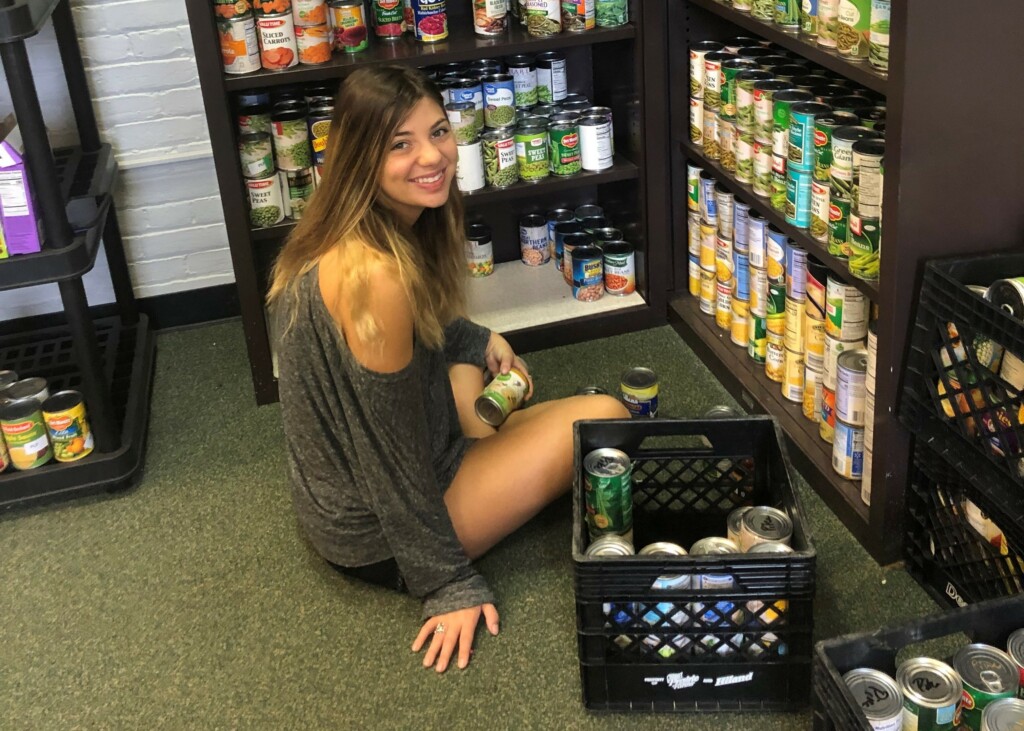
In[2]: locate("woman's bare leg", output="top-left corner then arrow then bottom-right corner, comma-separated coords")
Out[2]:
448,363 -> 496,439
443,394 -> 630,559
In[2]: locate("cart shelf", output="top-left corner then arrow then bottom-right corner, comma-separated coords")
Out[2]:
0,144 -> 116,291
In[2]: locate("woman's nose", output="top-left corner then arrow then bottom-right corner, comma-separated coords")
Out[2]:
418,140 -> 443,166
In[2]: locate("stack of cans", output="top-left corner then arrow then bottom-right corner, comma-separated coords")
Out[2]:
820,274 -> 868,448
692,168 -> 719,317
861,322 -> 877,504
686,165 -> 702,297
714,183 -> 736,333
802,258 -> 829,423
780,241 -> 807,402
763,225 -> 788,383
785,99 -> 830,234
747,210 -> 768,364
730,200 -> 751,348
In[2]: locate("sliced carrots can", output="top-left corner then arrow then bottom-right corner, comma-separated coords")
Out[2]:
295,24 -> 332,64
253,0 -> 293,15
292,0 -> 328,25
256,12 -> 299,70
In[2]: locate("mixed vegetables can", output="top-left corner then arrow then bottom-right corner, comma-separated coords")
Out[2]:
41,391 -> 94,463
475,367 -> 530,426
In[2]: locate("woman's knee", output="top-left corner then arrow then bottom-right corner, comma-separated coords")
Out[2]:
573,394 -> 630,420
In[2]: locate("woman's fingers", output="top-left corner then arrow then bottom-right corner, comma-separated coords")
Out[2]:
423,626 -> 446,668
412,618 -> 438,652
457,621 -> 475,669
435,625 -> 461,673
483,604 -> 500,635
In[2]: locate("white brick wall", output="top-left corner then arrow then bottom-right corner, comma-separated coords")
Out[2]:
0,0 -> 230,320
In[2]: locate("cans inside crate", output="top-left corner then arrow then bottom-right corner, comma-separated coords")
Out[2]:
812,595 -> 1024,731
904,440 -> 1024,609
901,253 -> 1024,490
571,417 -> 816,712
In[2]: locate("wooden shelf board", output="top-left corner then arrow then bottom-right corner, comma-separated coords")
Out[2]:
681,139 -> 880,301
223,23 -> 636,91
689,0 -> 888,95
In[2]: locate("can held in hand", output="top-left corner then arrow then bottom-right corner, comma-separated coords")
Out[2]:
475,366 -> 529,426
0,398 -> 52,470
584,448 -> 633,538
621,367 -> 658,417
219,16 -> 261,74
41,390 -> 94,463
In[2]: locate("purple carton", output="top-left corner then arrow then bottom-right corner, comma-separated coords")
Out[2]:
0,114 -> 42,256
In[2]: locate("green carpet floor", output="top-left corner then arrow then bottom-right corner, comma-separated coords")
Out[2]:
0,322 -> 946,729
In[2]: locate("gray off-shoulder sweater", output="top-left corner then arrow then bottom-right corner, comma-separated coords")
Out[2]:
276,268 -> 495,617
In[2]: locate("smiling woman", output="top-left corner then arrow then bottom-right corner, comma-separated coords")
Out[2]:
265,65 -> 629,676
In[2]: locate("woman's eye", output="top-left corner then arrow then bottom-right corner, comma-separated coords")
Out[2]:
433,127 -> 450,138
391,141 -> 409,151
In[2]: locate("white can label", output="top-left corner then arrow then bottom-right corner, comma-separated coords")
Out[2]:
456,141 -> 486,192
690,97 -> 704,146
580,120 -> 614,171
832,420 -> 864,478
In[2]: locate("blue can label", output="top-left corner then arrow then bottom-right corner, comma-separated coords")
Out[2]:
572,252 -> 604,301
734,202 -> 750,250
736,253 -> 751,300
449,84 -> 483,110
785,168 -> 813,229
788,110 -> 817,170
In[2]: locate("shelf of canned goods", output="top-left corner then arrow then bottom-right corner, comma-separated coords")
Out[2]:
666,0 -> 1024,564
0,0 -> 155,507
186,0 -> 672,404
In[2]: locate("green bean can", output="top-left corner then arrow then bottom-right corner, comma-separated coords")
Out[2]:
837,0 -> 870,60
482,128 -> 518,188
736,70 -> 772,134
736,132 -> 755,184
547,122 -> 582,176
789,101 -> 832,171
584,448 -> 634,539
753,79 -> 789,145
515,122 -> 549,182
754,140 -> 772,197
721,58 -> 759,122
813,113 -> 860,183
595,0 -> 627,27
801,0 -> 818,36
848,213 -> 879,263
771,163 -> 788,212
828,194 -> 851,258
525,0 -> 561,36
752,0 -> 774,21
869,0 -> 890,72
817,0 -> 839,47
810,178 -> 830,243
774,0 -> 799,29
772,90 -> 813,160
831,126 -> 881,195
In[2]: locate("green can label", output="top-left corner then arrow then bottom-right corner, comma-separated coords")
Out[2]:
837,0 -> 871,59
789,110 -> 817,170
1,411 -> 52,470
801,0 -> 818,35
515,127 -> 549,181
772,100 -> 793,158
828,195 -> 851,258
548,124 -> 582,176
583,449 -> 633,536
771,167 -> 788,211
775,0 -> 799,27
721,63 -> 755,122
813,121 -> 834,182
749,315 -> 767,363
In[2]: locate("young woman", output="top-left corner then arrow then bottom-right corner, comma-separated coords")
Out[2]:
267,65 -> 628,674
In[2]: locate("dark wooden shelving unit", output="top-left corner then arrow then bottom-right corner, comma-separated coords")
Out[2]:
669,0 -> 1024,564
187,0 -> 670,405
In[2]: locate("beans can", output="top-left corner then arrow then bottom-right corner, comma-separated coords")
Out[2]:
271,103 -> 311,171
535,51 -> 567,103
740,506 -> 793,551
828,193 -> 852,257
238,132 -> 274,179
690,536 -> 740,590
749,314 -> 768,363
562,233 -> 590,286
736,70 -> 772,135
817,0 -> 839,47
773,89 -> 813,161
766,330 -> 785,382
562,0 -> 594,31
842,669 -> 903,731
282,167 -> 315,219
475,366 -> 530,426
826,275 -> 869,340
547,122 -> 582,176
466,222 -> 493,277
603,241 -> 635,296
719,118 -> 737,173
735,132 -> 755,184
771,161 -> 788,212
721,58 -> 759,123
783,347 -> 805,402
519,213 -> 549,266
579,114 -> 614,171
753,80 -> 790,146
897,658 -> 962,731
0,397 -> 52,470
699,266 -> 716,315
572,244 -> 605,302
524,0 -> 560,35
41,390 -> 94,463
410,0 -> 446,40
789,102 -> 832,172
584,448 -> 634,538
515,122 -> 549,182
703,111 -> 720,161
820,384 -> 836,442
832,418 -> 863,478
547,209 -> 575,263
852,138 -> 885,216
257,11 -> 299,68
482,74 -> 516,129
869,0 -> 890,72
848,214 -> 881,281
246,174 -> 286,227
784,296 -> 806,352
688,255 -> 701,296
595,0 -> 627,27
621,367 -> 658,418
785,167 -> 813,229
814,113 -> 859,182
219,16 -> 262,74
803,364 -> 822,421
983,699 -> 1024,730
832,125 -> 882,190
774,0 -> 799,28
953,644 -> 1020,731
810,179 -> 830,243
837,0 -> 870,59
753,140 -> 773,197
835,349 -> 867,426
703,52 -> 731,114
689,41 -> 724,100
554,222 -> 583,272
473,0 -> 507,35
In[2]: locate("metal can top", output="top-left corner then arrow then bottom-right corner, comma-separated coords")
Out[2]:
742,506 -> 794,543
481,127 -> 513,142
480,72 -> 514,84
837,349 -> 869,375
562,93 -> 589,105
832,125 -> 882,145
515,121 -> 547,133
621,366 -> 658,390
1008,629 -> 1024,669
952,644 -> 1020,695
727,505 -> 753,536
547,121 -> 576,134
328,0 -> 363,7
842,669 -> 902,722
752,79 -> 793,94
448,77 -> 482,91
575,385 -> 608,396
554,220 -> 584,237
549,112 -> 579,124
773,89 -> 814,105
592,227 -> 623,242
571,244 -> 602,262
983,698 -> 1024,730
736,69 -> 773,85
41,390 -> 84,414
790,101 -> 833,117
585,533 -> 635,557
533,104 -> 560,117
505,54 -> 535,68
896,657 -> 963,709
690,40 -> 725,54
747,541 -> 794,554
535,50 -> 566,64
547,208 -> 575,223
638,542 -> 687,557
520,213 -> 546,228
1,377 -> 47,402
0,370 -> 17,390
852,138 -> 886,158
466,222 -> 491,243
690,536 -> 740,555
705,404 -> 742,418
583,448 -> 631,478
575,204 -> 603,219
601,240 -> 633,256
735,46 -> 774,60
0,396 -> 44,421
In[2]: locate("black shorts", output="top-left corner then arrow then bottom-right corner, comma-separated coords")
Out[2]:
329,558 -> 407,593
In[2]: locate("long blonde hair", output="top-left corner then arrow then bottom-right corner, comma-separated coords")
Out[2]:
266,65 -> 466,350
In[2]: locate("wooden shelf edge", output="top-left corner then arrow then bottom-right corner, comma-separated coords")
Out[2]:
688,0 -> 888,95
680,139 -> 880,301
666,294 -> 899,564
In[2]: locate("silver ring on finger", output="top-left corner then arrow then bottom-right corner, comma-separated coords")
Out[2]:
434,623 -> 445,634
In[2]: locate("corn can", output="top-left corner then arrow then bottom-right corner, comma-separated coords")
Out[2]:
688,210 -> 702,256
766,330 -> 785,382
688,255 -> 701,296
782,348 -> 805,402
784,296 -> 806,353
731,299 -> 749,347
750,265 -> 769,317
716,281 -> 733,331
41,391 -> 94,463
803,365 -> 822,421
699,267 -> 716,315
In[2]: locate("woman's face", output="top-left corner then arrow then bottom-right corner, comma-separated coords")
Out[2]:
378,96 -> 457,226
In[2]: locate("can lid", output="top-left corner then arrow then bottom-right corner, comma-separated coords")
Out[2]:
601,240 -> 632,255
690,536 -> 740,555
474,395 -> 506,427
637,542 -> 687,557
480,73 -> 513,83
952,644 -> 1020,694
466,222 -> 492,242
842,669 -> 903,721
896,657 -> 963,708
0,369 -> 17,390
983,698 -> 1024,730
747,541 -> 794,554
592,227 -> 623,242
852,138 -> 886,156
547,208 -> 576,222
535,50 -> 567,62
832,125 -> 882,143
742,506 -> 794,542
583,448 -> 631,477
504,54 -> 534,67
41,390 -> 84,415
2,377 -> 47,402
837,349 -> 869,373
0,396 -> 44,421
1007,629 -> 1024,666
575,204 -> 604,217
585,533 -> 635,557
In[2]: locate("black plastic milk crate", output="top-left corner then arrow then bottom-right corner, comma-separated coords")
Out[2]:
904,438 -> 1024,609
572,417 -> 816,713
902,252 -> 1024,492
812,595 -> 1024,730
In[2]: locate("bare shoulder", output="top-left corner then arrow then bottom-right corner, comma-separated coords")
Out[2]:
320,243 -> 414,373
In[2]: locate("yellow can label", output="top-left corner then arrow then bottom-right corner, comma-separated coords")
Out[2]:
43,399 -> 94,463
784,298 -> 806,353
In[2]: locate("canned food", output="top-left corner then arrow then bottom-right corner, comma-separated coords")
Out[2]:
271,103 -> 311,171
620,367 -> 658,418
837,0 -> 870,59
455,142 -> 485,189
41,390 -> 94,463
852,137 -> 885,216
753,79 -> 791,146
720,57 -> 759,123
814,113 -> 860,182
835,349 -> 867,425
896,658 -> 963,731
282,167 -> 315,219
638,542 -> 689,589
584,448 -> 634,539
699,266 -> 717,315
740,506 -> 793,551
218,16 -> 261,74
716,282 -> 734,331
2,376 -> 49,404
293,0 -> 328,24
803,364 -> 821,421
715,184 -> 735,240
772,89 -> 813,161
0,397 -> 52,470
786,244 -> 808,301
246,174 -> 286,227
983,698 -> 1024,730
688,255 -> 701,296
690,41 -> 725,99
238,132 -> 274,179
295,23 -> 331,63
561,231 -> 588,284
785,167 -> 813,229
518,213 -> 549,266
817,0 -> 839,47
547,121 -> 582,176
842,669 -> 903,731
826,275 -> 869,340
953,644 -> 1020,731
466,222 -> 493,277
766,227 -> 787,283
736,70 -> 773,135
833,416 -> 864,478
703,111 -> 720,160
1007,629 -> 1024,690
747,211 -> 767,267
810,179 -> 830,243
824,333 -> 865,390
410,0 -> 447,41
585,533 -> 634,557
736,254 -> 751,300
703,51 -> 732,113
214,0 -> 252,19
572,244 -> 604,302
525,0 -> 560,36
719,118 -> 737,172
869,0 -> 890,72
257,11 -> 300,67
482,73 -> 516,129
447,101 -> 480,145
747,542 -> 794,554
784,297 -> 806,352
734,200 -> 750,252
788,101 -> 832,171
308,103 -> 332,183
579,114 -> 614,171
690,536 -> 740,590
603,241 -> 636,296
748,315 -> 767,363
727,505 -> 753,546
473,0 -> 507,35
820,384 -> 836,442
753,140 -> 773,197
731,300 -> 749,347
515,122 -> 549,182
505,56 -> 537,107
535,51 -> 567,103
782,347 -> 805,402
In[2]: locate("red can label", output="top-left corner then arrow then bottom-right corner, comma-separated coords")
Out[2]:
411,0 -> 447,41
330,2 -> 369,51
373,0 -> 404,36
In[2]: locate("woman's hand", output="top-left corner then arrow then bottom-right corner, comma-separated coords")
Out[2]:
484,332 -> 533,400
412,603 -> 500,672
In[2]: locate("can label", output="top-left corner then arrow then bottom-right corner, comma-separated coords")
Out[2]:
535,57 -> 567,103
801,0 -> 818,34
282,167 -> 314,219
853,147 -> 884,216
509,64 -> 537,107
579,119 -> 613,171
788,110 -> 817,170
785,298 -> 806,352
411,0 -> 447,41
690,47 -> 709,100
688,211 -> 702,256
595,0 -> 627,25
548,125 -> 582,176
754,141 -> 772,197
561,0 -> 594,32
219,17 -> 262,74
828,194 -> 851,257
604,250 -> 636,295
748,216 -> 767,268
690,97 -> 705,145
749,315 -> 767,363
515,128 -> 549,182
700,223 -> 716,269
736,133 -> 754,184
767,234 -> 786,282
736,253 -> 751,301
750,266 -> 768,316
704,58 -> 724,112
833,419 -> 864,478
775,0 -> 799,27
771,166 -> 787,212
716,283 -> 733,331
483,78 -> 516,128
766,335 -> 785,382
584,450 -> 633,536
257,14 -> 299,68
239,133 -> 274,179
826,279 -> 869,339
786,244 -> 807,300
836,363 -> 866,426
573,253 -> 604,301
520,222 -> 550,266
689,256 -> 701,296
247,175 -> 285,228
482,133 -> 518,188
731,302 -> 749,347
869,0 -> 890,71
716,188 -> 735,239
805,312 -> 826,359
703,111 -> 720,160
848,214 -> 881,280
813,121 -> 834,183
474,0 -> 507,35
810,179 -> 830,243
1,411 -> 52,470
293,0 -> 328,24
736,79 -> 758,134
785,168 -> 813,229
837,0 -> 870,59
700,176 -> 718,225
687,164 -> 702,211
477,369 -> 528,425
753,86 -> 777,145
621,381 -> 658,417
699,267 -> 716,315
817,0 -> 839,47
295,23 -> 331,64
44,398 -> 95,463
525,0 -> 561,35
820,385 -> 836,442
466,235 -> 493,277
803,365 -> 821,421
783,348 -> 805,402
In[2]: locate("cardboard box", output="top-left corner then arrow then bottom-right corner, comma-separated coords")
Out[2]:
0,114 -> 42,256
